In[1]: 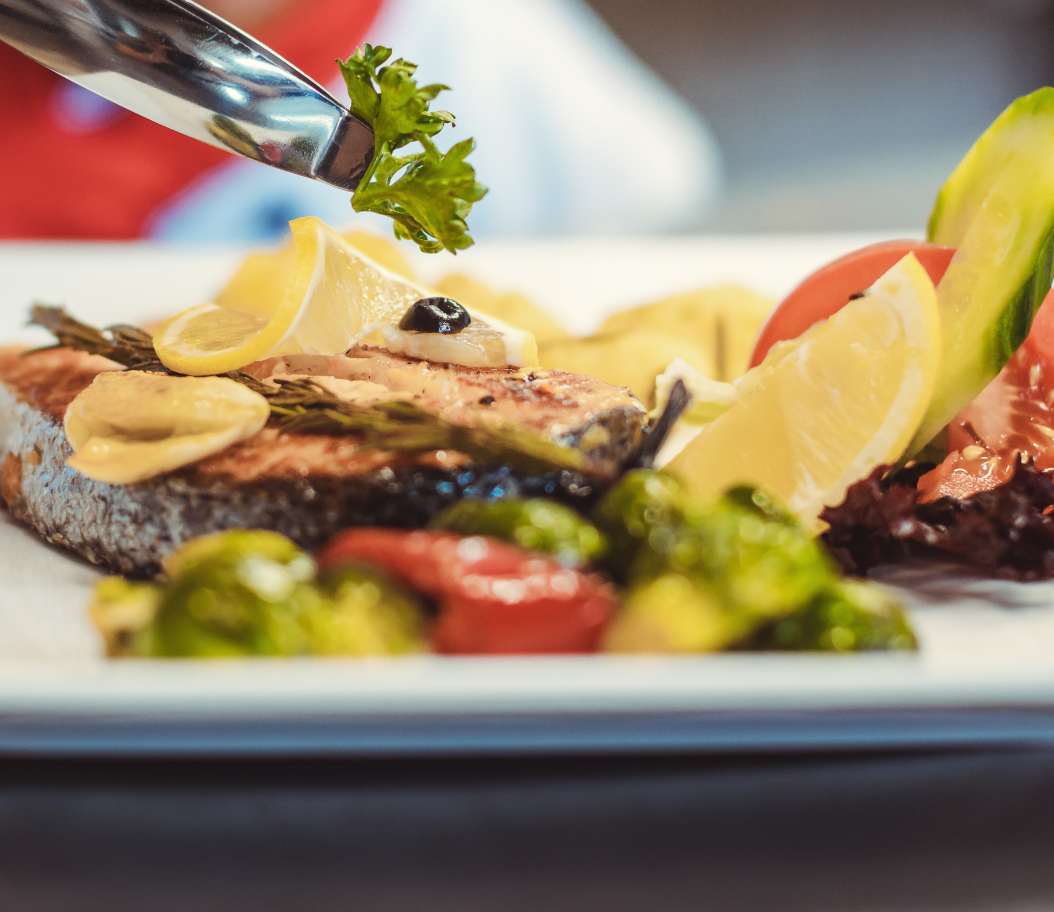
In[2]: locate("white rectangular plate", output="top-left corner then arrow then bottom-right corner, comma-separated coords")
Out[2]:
4,231 -> 1053,757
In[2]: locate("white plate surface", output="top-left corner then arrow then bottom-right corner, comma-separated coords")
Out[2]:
5,230 -> 1054,757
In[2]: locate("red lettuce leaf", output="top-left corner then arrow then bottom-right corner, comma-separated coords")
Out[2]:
821,462 -> 1054,581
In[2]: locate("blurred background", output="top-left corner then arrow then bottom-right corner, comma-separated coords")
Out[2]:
3,0 -> 1054,240
586,0 -> 1054,231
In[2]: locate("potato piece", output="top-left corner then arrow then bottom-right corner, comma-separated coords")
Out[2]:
539,330 -> 714,406
436,273 -> 569,344
600,286 -> 774,382
718,289 -> 775,381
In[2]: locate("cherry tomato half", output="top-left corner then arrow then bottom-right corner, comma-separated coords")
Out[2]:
749,240 -> 957,368
1021,288 -> 1054,366
317,528 -> 615,654
919,288 -> 1054,501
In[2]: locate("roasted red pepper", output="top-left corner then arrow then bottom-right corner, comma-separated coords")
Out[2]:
316,529 -> 615,654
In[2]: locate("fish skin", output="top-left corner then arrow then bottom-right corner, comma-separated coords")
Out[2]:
0,347 -> 646,577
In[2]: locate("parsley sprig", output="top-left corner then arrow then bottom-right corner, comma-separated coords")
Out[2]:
339,45 -> 487,254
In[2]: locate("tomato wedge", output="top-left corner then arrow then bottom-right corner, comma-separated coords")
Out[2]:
917,288 -> 1054,501
317,528 -> 615,654
749,240 -> 957,368
1021,288 -> 1054,367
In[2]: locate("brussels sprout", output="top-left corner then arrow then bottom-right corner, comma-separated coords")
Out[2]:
148,530 -> 322,657
89,577 -> 163,657
636,498 -> 834,621
590,469 -> 687,581
431,498 -> 607,567
308,564 -> 427,656
137,530 -> 432,659
603,572 -> 733,653
741,580 -> 917,652
603,517 -> 834,652
594,473 -> 908,653
721,485 -> 796,526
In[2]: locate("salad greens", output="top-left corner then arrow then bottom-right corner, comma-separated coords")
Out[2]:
339,45 -> 488,254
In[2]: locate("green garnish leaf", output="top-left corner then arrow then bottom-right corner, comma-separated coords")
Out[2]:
339,45 -> 487,254
27,304 -> 169,373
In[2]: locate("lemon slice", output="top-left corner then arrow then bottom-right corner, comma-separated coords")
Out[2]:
65,372 -> 270,484
215,229 -> 418,319
667,253 -> 941,531
154,217 -> 537,375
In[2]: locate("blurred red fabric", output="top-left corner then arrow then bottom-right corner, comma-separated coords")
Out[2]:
0,0 -> 383,239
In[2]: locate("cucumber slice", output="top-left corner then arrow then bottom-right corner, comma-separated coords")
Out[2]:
910,89 -> 1054,452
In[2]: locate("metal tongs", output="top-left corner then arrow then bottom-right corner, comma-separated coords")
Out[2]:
0,0 -> 375,191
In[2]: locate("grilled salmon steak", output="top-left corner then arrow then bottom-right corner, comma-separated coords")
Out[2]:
0,346 -> 647,576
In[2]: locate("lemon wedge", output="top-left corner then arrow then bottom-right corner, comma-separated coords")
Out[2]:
154,217 -> 537,375
667,253 -> 941,531
65,372 -> 270,484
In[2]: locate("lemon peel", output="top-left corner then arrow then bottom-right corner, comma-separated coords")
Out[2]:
64,372 -> 270,484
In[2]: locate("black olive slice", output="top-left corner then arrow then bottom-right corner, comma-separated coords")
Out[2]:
399,297 -> 472,334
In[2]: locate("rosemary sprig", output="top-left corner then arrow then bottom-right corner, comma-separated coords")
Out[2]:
29,305 -> 171,373
232,373 -> 593,476
626,379 -> 691,470
29,307 -> 597,477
